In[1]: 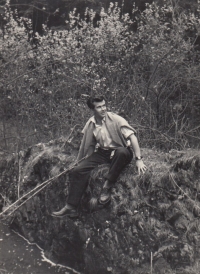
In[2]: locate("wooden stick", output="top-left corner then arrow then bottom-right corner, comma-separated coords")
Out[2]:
0,157 -> 86,218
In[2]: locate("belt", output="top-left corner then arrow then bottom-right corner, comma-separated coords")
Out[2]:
98,146 -> 131,150
98,147 -> 115,151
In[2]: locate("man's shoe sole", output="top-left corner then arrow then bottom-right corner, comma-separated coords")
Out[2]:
98,198 -> 111,205
51,212 -> 79,218
99,193 -> 111,205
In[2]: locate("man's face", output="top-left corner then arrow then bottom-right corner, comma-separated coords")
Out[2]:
93,100 -> 107,119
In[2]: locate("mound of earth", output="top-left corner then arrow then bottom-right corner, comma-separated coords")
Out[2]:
0,137 -> 200,274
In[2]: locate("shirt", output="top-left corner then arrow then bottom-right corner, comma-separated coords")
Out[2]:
90,117 -> 134,149
77,112 -> 136,160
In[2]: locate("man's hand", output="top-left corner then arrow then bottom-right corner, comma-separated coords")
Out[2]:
136,159 -> 147,175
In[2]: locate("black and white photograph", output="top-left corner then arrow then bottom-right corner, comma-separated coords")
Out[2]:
1,0 -> 200,273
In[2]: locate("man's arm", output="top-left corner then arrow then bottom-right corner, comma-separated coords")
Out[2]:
129,133 -> 147,175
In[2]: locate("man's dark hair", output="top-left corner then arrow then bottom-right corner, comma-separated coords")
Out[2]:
87,96 -> 105,109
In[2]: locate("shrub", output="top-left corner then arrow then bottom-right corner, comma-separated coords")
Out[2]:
1,1 -> 200,152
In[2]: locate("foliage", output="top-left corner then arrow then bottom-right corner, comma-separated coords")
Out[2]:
1,0 -> 200,153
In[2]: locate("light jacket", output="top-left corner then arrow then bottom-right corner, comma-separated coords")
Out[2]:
77,112 -> 136,160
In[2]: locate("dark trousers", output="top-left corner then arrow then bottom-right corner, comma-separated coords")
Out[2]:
67,147 -> 133,206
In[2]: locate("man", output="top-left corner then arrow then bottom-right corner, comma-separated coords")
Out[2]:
52,96 -> 146,218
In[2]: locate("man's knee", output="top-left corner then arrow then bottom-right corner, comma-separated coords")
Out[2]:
115,147 -> 129,157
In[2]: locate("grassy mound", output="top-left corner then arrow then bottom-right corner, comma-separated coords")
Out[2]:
0,139 -> 200,274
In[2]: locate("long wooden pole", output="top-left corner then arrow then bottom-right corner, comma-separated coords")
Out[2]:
0,157 -> 86,218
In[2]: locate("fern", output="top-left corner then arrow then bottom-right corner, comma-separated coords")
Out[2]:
184,198 -> 200,217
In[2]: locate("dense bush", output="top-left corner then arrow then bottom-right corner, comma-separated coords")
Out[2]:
0,0 -> 200,152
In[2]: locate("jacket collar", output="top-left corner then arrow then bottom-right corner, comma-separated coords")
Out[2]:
90,115 -> 107,125
89,112 -> 113,125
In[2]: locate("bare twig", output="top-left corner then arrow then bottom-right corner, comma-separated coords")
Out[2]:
145,46 -> 176,99
8,4 -> 51,15
131,124 -> 184,149
61,124 -> 81,149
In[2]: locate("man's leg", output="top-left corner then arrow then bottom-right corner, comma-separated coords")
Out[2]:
67,151 -> 108,206
52,150 -> 109,217
107,147 -> 133,183
99,147 -> 133,204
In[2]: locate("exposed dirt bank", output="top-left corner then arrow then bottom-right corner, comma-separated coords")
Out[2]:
0,221 -> 76,274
